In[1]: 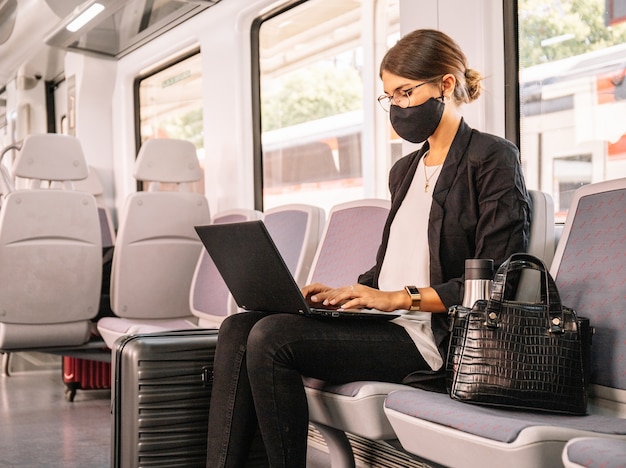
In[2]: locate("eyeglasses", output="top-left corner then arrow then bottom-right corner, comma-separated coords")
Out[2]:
377,82 -> 430,112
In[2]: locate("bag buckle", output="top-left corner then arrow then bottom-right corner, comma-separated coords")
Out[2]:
550,316 -> 564,334
484,311 -> 499,328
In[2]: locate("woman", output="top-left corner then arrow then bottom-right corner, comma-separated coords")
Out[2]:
206,29 -> 531,467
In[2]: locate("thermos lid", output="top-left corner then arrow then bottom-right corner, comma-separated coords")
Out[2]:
465,258 -> 494,280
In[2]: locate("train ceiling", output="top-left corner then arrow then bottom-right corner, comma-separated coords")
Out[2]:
0,0 -> 221,88
45,0 -> 222,58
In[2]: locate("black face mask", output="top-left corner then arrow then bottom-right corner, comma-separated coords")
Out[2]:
389,96 -> 445,144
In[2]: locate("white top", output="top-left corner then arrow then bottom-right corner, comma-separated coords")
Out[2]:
378,157 -> 443,370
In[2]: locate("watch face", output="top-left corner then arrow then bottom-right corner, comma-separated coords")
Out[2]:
406,286 -> 419,295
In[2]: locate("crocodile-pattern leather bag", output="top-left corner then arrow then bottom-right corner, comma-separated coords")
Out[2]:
447,253 -> 592,415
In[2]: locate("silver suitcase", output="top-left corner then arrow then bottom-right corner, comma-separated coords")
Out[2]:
111,329 -> 218,468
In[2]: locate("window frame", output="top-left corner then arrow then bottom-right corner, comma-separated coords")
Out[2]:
503,0 -> 521,150
250,1 -> 308,211
132,46 -> 202,191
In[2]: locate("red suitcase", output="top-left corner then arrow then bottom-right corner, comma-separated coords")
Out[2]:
63,356 -> 111,402
61,243 -> 114,402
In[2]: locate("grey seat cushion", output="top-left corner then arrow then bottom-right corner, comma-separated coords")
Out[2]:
385,389 -> 626,444
563,437 -> 626,468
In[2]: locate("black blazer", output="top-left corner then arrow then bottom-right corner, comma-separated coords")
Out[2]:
359,119 -> 531,358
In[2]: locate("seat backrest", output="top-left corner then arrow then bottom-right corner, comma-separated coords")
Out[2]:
550,178 -> 626,408
74,166 -> 116,248
110,138 -> 210,320
0,134 -> 102,349
515,190 -> 555,302
189,209 -> 262,327
263,204 -> 324,287
527,189 -> 555,265
133,138 -> 204,191
307,199 -> 390,287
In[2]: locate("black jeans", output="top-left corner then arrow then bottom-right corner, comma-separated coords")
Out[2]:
206,311 -> 428,468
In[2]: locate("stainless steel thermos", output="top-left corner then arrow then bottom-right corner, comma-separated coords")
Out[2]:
461,258 -> 493,308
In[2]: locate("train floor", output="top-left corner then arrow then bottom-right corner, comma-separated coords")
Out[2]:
0,352 -> 333,468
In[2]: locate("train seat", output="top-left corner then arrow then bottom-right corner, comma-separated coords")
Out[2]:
74,166 -> 116,250
97,209 -> 261,344
190,204 -> 323,328
514,190 -> 555,302
304,199 -> 390,288
526,189 -> 555,264
186,208 -> 263,328
262,204 -> 324,288
297,199 -> 391,466
383,178 -> 626,468
562,436 -> 626,467
98,204 -> 322,343
96,138 -> 210,348
304,190 -> 555,468
74,166 -> 117,323
0,134 -> 102,350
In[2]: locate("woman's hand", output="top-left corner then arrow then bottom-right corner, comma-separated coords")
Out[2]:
301,283 -> 333,304
302,283 -> 409,312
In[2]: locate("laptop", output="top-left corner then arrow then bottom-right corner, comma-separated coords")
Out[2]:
194,221 -> 399,320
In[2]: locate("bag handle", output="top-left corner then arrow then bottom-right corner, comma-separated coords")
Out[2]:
485,253 -> 566,333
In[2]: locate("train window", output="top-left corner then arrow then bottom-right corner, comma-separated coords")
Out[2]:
256,0 -> 399,211
135,49 -> 204,193
518,0 -> 626,221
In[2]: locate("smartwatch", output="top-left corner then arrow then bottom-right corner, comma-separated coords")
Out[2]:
404,285 -> 421,311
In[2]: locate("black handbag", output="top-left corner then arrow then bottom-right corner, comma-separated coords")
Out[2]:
446,253 -> 592,415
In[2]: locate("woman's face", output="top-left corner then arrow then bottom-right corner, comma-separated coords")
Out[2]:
380,70 -> 441,109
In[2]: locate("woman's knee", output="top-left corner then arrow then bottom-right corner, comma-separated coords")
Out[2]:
247,315 -> 283,350
246,314 -> 302,367
219,311 -> 266,342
